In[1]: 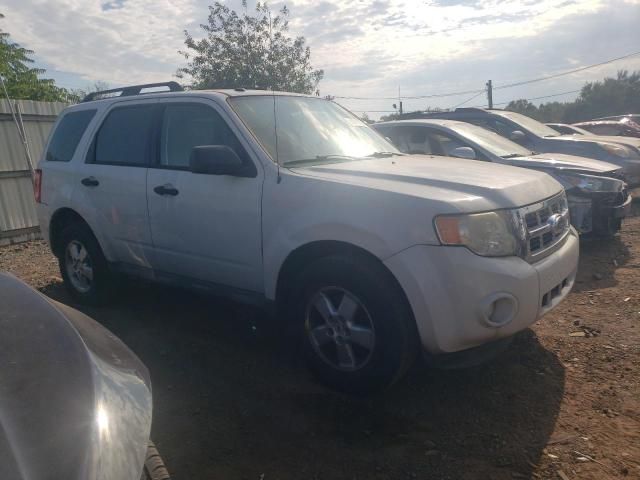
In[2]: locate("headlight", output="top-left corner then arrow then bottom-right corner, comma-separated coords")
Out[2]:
556,173 -> 623,192
600,143 -> 635,159
434,210 -> 523,257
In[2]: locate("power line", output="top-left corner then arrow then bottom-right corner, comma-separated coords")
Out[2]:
471,89 -> 581,108
494,50 -> 640,90
333,88 -> 484,101
452,90 -> 486,109
329,49 -> 640,102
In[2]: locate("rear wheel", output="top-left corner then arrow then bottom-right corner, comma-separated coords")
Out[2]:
58,222 -> 112,305
289,254 -> 418,393
140,442 -> 170,480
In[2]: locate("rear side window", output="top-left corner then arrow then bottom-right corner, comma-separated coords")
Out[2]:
159,103 -> 246,168
93,105 -> 156,166
45,110 -> 96,162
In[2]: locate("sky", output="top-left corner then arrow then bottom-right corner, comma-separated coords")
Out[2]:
2,0 -> 640,118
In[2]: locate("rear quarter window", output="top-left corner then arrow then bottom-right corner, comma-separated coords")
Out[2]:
45,109 -> 96,162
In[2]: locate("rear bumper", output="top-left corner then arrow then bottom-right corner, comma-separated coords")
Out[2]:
35,203 -> 51,247
384,229 -> 579,354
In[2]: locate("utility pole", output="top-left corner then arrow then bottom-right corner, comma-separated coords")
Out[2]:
486,80 -> 493,109
398,86 -> 403,116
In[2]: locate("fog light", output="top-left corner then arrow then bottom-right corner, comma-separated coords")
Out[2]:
479,293 -> 518,328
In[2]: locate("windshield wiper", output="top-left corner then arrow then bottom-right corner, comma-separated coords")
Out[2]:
367,151 -> 405,158
285,154 -> 355,167
501,153 -> 524,159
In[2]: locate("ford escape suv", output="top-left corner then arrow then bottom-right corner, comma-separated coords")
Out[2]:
36,82 -> 579,392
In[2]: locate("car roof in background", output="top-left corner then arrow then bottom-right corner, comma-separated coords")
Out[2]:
574,120 -> 640,127
375,118 -> 474,128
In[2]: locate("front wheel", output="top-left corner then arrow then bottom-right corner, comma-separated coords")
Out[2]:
140,441 -> 170,480
290,254 -> 418,393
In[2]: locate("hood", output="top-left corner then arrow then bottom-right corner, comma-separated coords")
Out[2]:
0,273 -> 152,480
557,133 -> 640,149
290,155 -> 563,212
506,152 -> 621,174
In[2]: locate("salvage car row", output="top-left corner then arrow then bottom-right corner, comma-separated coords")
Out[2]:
373,111 -> 634,236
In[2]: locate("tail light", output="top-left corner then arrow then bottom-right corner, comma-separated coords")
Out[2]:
34,169 -> 42,203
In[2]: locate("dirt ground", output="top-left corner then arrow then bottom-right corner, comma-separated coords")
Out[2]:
2,213 -> 640,480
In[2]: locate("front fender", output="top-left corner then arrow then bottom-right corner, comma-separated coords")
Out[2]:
263,223 -> 393,301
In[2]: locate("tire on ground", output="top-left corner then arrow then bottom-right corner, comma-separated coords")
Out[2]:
57,221 -> 112,305
288,253 -> 419,394
140,441 -> 171,480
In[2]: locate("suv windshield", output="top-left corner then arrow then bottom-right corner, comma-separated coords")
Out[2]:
492,110 -> 561,138
449,122 -> 531,157
229,95 -> 398,166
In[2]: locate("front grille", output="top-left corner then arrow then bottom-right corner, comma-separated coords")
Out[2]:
517,193 -> 570,262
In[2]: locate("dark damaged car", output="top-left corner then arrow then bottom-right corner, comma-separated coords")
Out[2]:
374,119 -> 632,236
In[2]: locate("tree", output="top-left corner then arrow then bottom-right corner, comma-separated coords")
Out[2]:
0,13 -> 70,101
563,70 -> 640,123
504,71 -> 640,123
178,1 -> 323,94
67,81 -> 111,103
359,112 -> 373,124
505,99 -> 540,120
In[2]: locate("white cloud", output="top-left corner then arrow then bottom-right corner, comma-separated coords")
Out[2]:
1,0 -> 639,117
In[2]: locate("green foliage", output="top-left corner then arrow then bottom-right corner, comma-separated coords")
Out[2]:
0,13 -> 71,101
505,71 -> 640,123
66,81 -> 111,104
178,1 -> 323,94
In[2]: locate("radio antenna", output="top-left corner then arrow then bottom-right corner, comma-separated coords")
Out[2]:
272,91 -> 281,184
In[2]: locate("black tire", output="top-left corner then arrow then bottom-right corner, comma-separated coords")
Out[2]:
140,441 -> 171,480
57,221 -> 112,305
288,254 -> 419,394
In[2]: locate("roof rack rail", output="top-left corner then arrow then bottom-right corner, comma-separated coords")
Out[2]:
454,107 -> 488,113
82,81 -> 184,102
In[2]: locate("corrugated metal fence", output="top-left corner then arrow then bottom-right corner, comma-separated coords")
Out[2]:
0,99 -> 67,246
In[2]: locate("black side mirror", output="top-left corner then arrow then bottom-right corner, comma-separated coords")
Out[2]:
189,145 -> 248,176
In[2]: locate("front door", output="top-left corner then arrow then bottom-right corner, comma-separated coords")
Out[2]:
146,100 -> 264,293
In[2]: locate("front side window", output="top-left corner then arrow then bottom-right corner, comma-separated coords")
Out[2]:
446,122 -> 531,157
393,126 -> 434,154
492,110 -> 561,138
424,131 -> 467,156
94,105 -> 156,166
590,125 -> 620,136
46,109 -> 96,162
159,104 -> 245,168
229,95 -> 398,166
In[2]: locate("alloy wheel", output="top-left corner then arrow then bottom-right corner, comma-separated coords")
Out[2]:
65,240 -> 93,293
305,286 -> 376,371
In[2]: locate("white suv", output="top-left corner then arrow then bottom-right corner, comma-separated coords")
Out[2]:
36,83 -> 579,392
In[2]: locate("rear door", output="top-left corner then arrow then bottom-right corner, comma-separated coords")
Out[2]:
146,99 -> 264,293
72,101 -> 157,270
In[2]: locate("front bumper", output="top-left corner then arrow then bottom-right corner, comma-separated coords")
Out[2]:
384,229 -> 579,354
568,188 -> 632,234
